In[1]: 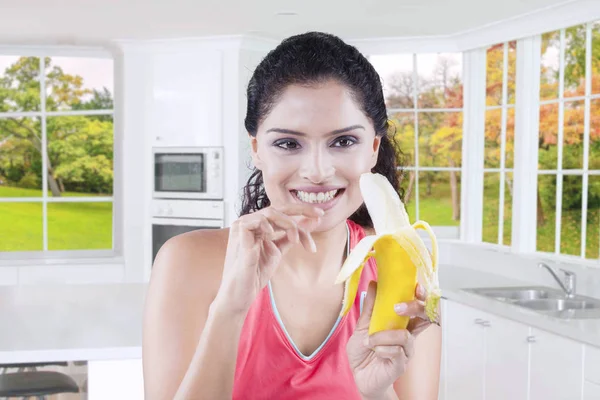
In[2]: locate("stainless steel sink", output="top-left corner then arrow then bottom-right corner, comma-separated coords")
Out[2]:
462,286 -> 600,319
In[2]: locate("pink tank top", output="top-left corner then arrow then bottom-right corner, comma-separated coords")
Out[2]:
232,219 -> 378,399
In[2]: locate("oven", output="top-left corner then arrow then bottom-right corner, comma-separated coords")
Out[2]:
153,146 -> 224,200
151,199 -> 225,265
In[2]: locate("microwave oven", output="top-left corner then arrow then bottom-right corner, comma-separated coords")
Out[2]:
152,146 -> 224,200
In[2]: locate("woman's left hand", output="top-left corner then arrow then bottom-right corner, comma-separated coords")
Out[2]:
346,280 -> 434,400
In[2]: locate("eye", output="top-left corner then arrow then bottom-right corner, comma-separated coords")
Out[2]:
332,136 -> 357,148
274,139 -> 301,150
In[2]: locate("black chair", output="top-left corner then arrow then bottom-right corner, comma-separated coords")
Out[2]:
0,370 -> 80,399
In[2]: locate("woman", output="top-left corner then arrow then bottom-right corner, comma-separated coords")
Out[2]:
143,31 -> 442,400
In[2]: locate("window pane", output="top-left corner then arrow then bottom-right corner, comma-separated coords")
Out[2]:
418,171 -> 461,227
587,175 -> 600,259
45,57 -> 114,112
390,112 -> 415,167
418,112 -> 463,168
0,202 -> 42,251
539,103 -> 559,170
537,174 -> 556,253
483,172 -> 500,244
560,175 -> 582,256
0,56 -> 40,112
486,44 -> 504,106
369,54 -> 414,109
48,202 -> 112,250
485,109 -> 501,168
540,31 -> 560,102
400,170 -> 417,220
47,115 -> 114,197
417,53 -> 463,109
563,100 -> 584,169
507,41 -> 517,105
504,172 -> 513,246
506,108 -> 515,169
593,22 -> 600,95
591,99 -> 600,170
564,25 -> 586,99
0,117 -> 42,197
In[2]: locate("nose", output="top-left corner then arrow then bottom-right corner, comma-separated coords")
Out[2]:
299,146 -> 335,183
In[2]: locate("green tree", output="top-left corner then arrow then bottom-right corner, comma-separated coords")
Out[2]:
0,57 -> 113,196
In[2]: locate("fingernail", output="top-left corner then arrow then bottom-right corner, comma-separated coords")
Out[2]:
395,303 -> 408,314
419,285 -> 425,296
316,208 -> 325,216
310,239 -> 317,253
363,338 -> 369,347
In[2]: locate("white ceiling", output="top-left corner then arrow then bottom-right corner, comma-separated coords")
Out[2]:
0,0 -> 573,46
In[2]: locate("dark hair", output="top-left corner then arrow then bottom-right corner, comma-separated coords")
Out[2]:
240,31 -> 405,229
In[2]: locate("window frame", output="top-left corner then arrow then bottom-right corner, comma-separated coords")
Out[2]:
0,46 -> 120,263
368,53 -> 464,240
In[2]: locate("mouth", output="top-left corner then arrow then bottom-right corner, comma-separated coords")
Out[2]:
289,188 -> 345,207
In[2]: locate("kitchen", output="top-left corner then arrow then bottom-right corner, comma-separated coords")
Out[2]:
0,0 -> 600,399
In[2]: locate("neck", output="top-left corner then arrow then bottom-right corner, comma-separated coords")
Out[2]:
279,219 -> 350,284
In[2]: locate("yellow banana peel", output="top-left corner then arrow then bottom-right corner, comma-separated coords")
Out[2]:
335,172 -> 441,335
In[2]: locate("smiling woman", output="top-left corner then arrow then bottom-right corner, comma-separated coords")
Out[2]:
143,31 -> 442,400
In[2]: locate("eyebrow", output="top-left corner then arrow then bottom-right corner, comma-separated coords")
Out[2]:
266,125 -> 366,136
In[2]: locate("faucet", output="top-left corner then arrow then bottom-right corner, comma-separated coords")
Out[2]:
538,262 -> 576,298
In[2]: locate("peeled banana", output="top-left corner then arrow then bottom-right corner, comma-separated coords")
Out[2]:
335,172 -> 441,335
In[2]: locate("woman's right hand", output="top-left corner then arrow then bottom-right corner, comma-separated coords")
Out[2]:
213,204 -> 325,316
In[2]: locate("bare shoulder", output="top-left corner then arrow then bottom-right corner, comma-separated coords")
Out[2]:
150,227 -> 230,292
142,227 -> 230,398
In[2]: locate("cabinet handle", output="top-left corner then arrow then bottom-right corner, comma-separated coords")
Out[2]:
526,336 -> 536,343
474,318 -> 484,325
481,321 -> 491,327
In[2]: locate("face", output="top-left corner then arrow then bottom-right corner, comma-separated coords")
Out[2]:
249,80 -> 381,231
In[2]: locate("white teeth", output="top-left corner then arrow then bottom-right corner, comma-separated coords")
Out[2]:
294,189 -> 340,204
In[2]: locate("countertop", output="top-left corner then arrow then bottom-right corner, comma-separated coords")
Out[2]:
439,264 -> 600,348
0,283 -> 146,364
0,264 -> 599,365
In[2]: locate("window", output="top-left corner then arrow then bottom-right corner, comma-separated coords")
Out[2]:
536,22 -> 600,259
370,53 -> 463,237
483,41 -> 517,247
0,55 -> 114,257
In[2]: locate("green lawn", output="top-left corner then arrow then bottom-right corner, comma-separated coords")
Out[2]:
2,177 -> 598,258
0,186 -> 112,251
404,173 -> 599,259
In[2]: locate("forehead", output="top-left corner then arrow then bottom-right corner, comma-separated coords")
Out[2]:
260,81 -> 370,132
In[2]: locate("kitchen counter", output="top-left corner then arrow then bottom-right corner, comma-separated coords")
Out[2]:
0,283 -> 147,364
1,263 -> 599,365
439,264 -> 600,348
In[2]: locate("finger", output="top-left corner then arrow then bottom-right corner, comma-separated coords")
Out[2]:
238,218 -> 265,250
367,329 -> 415,359
415,283 -> 427,301
373,345 -> 406,360
407,319 -> 433,337
356,281 -> 377,330
270,222 -> 316,254
275,203 -> 326,219
394,299 -> 427,320
262,208 -> 302,244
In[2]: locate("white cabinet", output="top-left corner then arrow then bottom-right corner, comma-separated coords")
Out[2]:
445,300 -> 485,400
151,50 -> 223,147
584,381 -> 600,400
529,329 -> 584,400
585,344 -> 600,384
484,313 -> 529,400
443,299 -> 584,400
